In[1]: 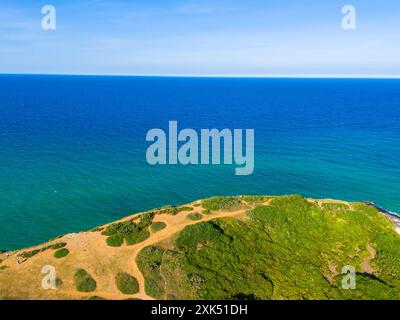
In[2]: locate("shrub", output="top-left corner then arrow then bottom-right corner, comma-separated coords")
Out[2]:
176,222 -> 223,248
55,278 -> 63,287
202,196 -> 243,211
106,234 -> 124,247
74,269 -> 97,292
156,206 -> 193,215
157,206 -> 179,215
103,214 -> 154,246
151,222 -> 167,232
54,248 -> 69,259
137,246 -> 166,299
88,296 -> 106,300
187,213 -> 203,221
90,227 -> 104,232
19,249 -> 41,259
125,230 -> 150,246
19,242 -> 68,259
136,213 -> 154,229
322,203 -> 349,211
179,206 -> 194,212
115,272 -> 139,294
50,242 -> 67,250
243,196 -> 270,203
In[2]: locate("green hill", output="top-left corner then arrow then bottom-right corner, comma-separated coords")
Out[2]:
0,195 -> 399,300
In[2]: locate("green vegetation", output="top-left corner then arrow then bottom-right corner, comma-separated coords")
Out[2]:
202,196 -> 244,211
55,278 -> 63,287
125,229 -> 150,245
19,249 -> 41,259
187,213 -> 203,221
88,296 -> 106,300
243,195 -> 270,203
103,213 -> 154,247
321,202 -> 350,211
176,222 -> 223,249
137,246 -> 166,299
19,242 -> 67,259
90,226 -> 104,232
115,272 -> 139,294
156,205 -> 193,215
374,233 -> 400,279
74,269 -> 97,292
137,195 -> 400,300
53,248 -> 69,259
180,206 -> 194,212
106,234 -> 124,247
50,242 -> 67,250
151,222 -> 167,232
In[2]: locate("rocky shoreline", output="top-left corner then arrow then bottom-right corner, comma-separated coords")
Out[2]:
364,201 -> 400,234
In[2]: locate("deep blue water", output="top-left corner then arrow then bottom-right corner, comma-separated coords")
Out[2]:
0,75 -> 399,250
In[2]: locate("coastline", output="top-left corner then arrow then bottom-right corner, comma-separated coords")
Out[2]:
364,201 -> 400,234
1,195 -> 400,300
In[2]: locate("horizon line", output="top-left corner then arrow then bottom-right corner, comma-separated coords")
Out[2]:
1,72 -> 400,79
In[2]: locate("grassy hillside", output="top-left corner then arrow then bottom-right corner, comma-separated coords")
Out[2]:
1,195 -> 399,300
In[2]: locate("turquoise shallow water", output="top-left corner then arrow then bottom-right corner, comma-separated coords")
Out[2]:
0,75 -> 399,250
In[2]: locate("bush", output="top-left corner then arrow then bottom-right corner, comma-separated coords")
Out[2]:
176,222 -> 223,248
54,248 -> 69,259
137,246 -> 166,299
19,242 -> 68,259
115,272 -> 139,294
90,227 -> 104,232
202,196 -> 243,211
157,206 -> 193,215
180,206 -> 194,212
103,214 -> 154,246
74,269 -> 97,292
106,234 -> 124,247
187,213 -> 203,221
125,230 -> 150,246
19,249 -> 41,259
243,196 -> 270,203
88,296 -> 106,300
50,242 -> 67,250
151,222 -> 167,232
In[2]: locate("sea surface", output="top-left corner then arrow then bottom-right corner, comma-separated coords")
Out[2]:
0,75 -> 399,250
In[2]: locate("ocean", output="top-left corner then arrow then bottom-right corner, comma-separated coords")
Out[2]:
0,75 -> 399,250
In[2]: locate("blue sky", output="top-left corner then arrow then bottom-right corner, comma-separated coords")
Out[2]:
0,0 -> 399,76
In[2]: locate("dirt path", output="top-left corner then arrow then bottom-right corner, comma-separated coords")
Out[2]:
360,243 -> 376,274
127,206 -> 250,300
0,200 -> 265,300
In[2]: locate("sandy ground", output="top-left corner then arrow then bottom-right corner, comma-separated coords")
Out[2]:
0,200 -> 251,300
